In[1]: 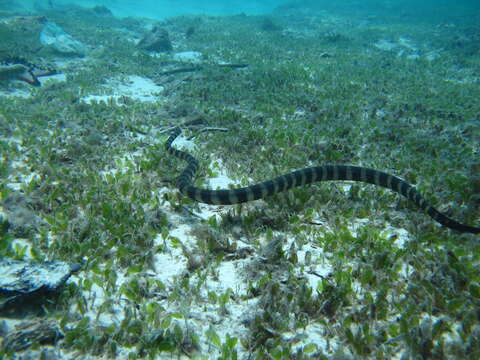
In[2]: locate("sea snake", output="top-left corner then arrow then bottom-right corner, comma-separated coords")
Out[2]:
166,127 -> 479,234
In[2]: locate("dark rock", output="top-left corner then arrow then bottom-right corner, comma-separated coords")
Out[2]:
0,258 -> 81,313
137,26 -> 172,52
1,320 -> 63,352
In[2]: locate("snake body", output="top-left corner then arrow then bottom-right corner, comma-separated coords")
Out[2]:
166,127 -> 479,234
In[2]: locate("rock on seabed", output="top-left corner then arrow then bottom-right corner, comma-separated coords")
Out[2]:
0,258 -> 81,311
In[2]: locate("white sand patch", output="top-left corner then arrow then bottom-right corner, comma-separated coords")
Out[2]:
215,261 -> 247,294
70,267 -> 128,329
398,37 -> 417,51
288,322 -> 337,355
171,131 -> 196,152
150,210 -> 257,358
374,38 -> 440,61
38,73 -> 67,85
374,39 -> 398,51
296,242 -> 332,290
390,228 -> 410,248
173,51 -> 203,63
81,75 -> 164,105
207,159 -> 237,190
153,223 -> 190,281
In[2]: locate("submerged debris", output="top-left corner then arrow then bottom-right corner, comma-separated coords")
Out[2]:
0,258 -> 81,312
0,64 -> 40,86
0,58 -> 57,87
158,63 -> 249,76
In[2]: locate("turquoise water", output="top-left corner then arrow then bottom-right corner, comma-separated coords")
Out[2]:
10,0 -> 480,21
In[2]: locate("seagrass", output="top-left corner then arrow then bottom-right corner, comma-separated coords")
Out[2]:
166,127 -> 479,234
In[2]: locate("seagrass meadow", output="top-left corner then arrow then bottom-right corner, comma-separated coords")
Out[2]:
0,4 -> 480,359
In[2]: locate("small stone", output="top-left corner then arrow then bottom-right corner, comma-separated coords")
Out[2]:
173,51 -> 203,63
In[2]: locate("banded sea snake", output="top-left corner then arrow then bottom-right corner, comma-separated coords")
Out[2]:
166,127 -> 479,234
